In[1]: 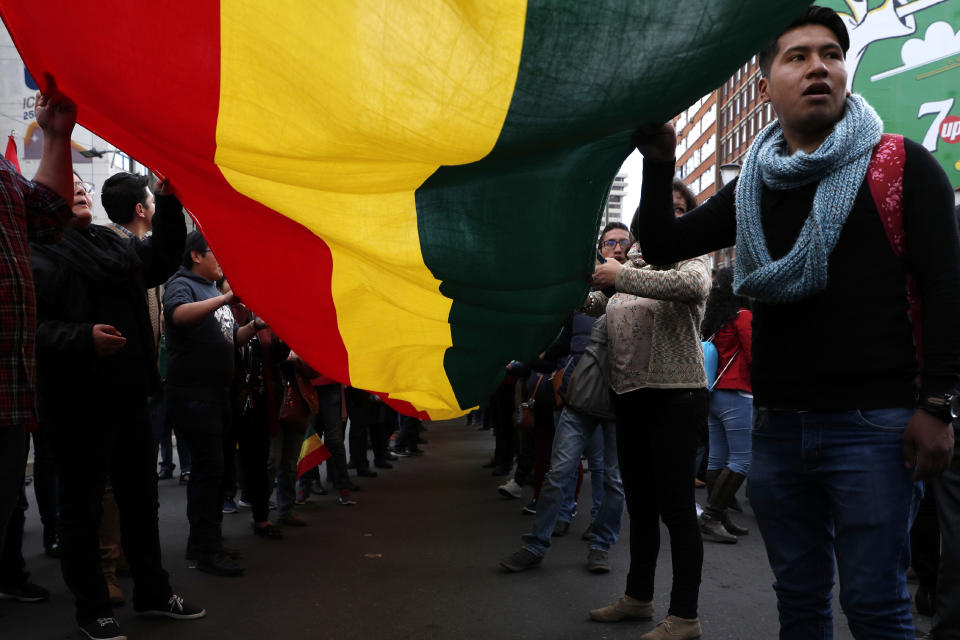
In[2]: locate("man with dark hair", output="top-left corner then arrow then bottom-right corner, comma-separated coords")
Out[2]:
163,231 -> 263,576
628,6 -> 959,639
597,221 -> 630,264
31,164 -> 204,638
500,223 -> 628,574
101,172 -> 152,230
98,172 -> 168,606
102,173 -> 184,480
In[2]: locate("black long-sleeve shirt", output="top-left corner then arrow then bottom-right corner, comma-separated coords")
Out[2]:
635,138 -> 960,410
31,194 -> 186,417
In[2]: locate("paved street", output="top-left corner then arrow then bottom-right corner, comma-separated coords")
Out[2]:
4,418 -> 931,639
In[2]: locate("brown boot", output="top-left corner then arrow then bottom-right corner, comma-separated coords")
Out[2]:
589,595 -> 654,622
640,615 -> 702,639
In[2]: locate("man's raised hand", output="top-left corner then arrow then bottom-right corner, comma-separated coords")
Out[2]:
632,122 -> 677,163
35,73 -> 77,139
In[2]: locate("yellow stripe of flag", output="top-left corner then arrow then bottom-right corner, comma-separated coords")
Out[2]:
215,1 -> 527,417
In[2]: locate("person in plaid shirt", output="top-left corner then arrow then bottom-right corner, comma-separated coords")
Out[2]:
0,76 -> 76,604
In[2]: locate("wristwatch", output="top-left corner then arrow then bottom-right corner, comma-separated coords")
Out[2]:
919,393 -> 960,423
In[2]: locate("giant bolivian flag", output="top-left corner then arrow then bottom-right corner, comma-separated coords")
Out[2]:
1,1 -> 811,419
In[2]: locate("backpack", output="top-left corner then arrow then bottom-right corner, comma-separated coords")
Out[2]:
701,310 -> 743,391
866,134 -> 922,369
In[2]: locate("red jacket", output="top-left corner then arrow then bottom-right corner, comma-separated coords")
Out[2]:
713,309 -> 752,394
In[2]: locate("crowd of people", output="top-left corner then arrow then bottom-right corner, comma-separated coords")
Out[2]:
1,6 -> 960,640
481,7 -> 958,640
0,81 -> 430,639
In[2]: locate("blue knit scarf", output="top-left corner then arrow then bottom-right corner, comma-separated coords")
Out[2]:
733,95 -> 883,303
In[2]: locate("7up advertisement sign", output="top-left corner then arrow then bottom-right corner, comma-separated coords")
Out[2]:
824,0 -> 960,188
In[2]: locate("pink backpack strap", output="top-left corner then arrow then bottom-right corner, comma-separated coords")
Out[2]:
867,133 -> 923,370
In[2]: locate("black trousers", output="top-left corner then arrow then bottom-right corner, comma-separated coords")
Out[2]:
492,384 -> 516,470
30,425 -> 58,530
51,395 -> 171,623
0,481 -> 27,587
0,424 -> 25,576
234,407 -> 271,523
369,406 -> 390,463
166,385 -> 231,556
613,387 -> 707,620
345,388 -> 382,470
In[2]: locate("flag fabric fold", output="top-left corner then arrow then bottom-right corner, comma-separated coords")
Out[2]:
0,0 -> 813,418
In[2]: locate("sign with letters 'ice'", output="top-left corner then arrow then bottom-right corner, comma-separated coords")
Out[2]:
825,0 -> 960,188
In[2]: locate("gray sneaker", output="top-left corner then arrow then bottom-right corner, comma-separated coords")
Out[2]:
499,548 -> 543,572
586,548 -> 611,573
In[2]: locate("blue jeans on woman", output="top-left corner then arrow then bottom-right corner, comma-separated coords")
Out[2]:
707,389 -> 752,475
749,407 -> 921,640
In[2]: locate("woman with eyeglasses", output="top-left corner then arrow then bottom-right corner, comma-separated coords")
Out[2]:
581,178 -> 711,640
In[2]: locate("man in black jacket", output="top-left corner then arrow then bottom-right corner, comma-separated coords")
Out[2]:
31,176 -> 204,640
622,7 -> 959,640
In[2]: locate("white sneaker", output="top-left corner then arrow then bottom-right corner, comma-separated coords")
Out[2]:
498,479 -> 522,499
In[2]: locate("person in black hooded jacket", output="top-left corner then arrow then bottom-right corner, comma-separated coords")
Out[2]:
30,176 -> 205,635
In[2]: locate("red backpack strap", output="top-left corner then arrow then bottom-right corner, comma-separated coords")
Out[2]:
867,133 -> 923,370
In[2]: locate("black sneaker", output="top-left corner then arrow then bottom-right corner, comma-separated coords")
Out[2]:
521,500 -> 537,515
499,548 -> 543,572
194,551 -> 244,576
0,580 -> 50,602
135,593 -> 206,619
79,616 -> 126,640
586,548 -> 611,573
356,468 -> 378,478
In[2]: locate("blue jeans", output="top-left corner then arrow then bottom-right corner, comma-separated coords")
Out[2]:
707,390 -> 753,475
522,407 -> 624,556
749,408 -> 921,640
553,411 -> 605,523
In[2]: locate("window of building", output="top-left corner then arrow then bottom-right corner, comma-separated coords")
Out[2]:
701,165 -> 715,190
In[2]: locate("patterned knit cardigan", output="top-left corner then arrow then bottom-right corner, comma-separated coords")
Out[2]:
583,254 -> 712,391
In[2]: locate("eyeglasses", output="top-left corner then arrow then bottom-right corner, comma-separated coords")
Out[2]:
73,180 -> 95,195
600,239 -> 631,250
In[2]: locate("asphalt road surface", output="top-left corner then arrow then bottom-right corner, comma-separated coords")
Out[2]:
4,418 -> 932,639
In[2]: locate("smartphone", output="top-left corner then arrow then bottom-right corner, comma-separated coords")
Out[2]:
596,251 -> 606,265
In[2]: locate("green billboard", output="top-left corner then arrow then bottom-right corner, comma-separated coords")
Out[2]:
823,0 -> 960,188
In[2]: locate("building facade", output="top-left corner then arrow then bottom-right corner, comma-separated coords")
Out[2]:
602,172 -> 627,228
674,54 -> 777,270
